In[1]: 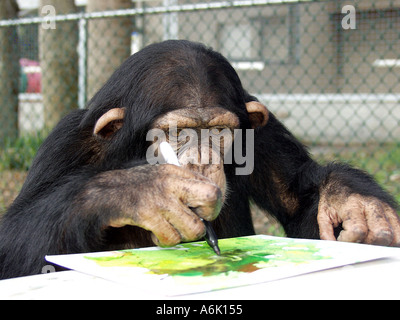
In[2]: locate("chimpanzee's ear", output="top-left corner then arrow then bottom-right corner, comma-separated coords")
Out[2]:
245,101 -> 269,129
93,108 -> 125,138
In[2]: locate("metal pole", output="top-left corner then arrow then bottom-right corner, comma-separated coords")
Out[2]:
78,18 -> 87,109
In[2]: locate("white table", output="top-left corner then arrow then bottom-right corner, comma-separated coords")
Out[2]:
1,252 -> 400,300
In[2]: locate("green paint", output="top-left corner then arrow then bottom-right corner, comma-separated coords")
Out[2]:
85,236 -> 330,278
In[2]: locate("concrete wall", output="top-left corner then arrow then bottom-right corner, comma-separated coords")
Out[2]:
258,93 -> 400,145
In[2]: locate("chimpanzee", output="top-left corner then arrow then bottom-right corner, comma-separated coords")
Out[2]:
1,40 -> 399,279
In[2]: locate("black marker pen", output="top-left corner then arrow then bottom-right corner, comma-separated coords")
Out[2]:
159,142 -> 221,256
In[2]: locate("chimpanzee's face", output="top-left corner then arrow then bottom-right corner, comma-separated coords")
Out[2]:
152,106 -> 240,201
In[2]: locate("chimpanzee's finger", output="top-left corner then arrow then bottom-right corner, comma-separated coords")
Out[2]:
161,164 -> 212,183
139,214 -> 181,247
162,202 -> 206,242
317,201 -> 339,241
337,196 -> 368,243
178,180 -> 223,221
317,214 -> 337,241
383,203 -> 400,247
363,198 -> 393,246
186,187 -> 222,221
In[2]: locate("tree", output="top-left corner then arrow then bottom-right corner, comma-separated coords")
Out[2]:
0,0 -> 19,146
87,0 -> 133,100
39,0 -> 78,129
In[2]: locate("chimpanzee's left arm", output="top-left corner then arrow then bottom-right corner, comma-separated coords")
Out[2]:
248,112 -> 400,246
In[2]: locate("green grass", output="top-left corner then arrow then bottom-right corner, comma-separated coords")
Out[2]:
0,133 -> 45,214
356,145 -> 400,203
0,133 -> 45,171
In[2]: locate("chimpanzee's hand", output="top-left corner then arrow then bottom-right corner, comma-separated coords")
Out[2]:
98,164 -> 222,247
318,193 -> 400,247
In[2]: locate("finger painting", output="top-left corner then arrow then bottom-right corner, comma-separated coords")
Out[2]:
85,236 -> 328,276
46,235 -> 396,296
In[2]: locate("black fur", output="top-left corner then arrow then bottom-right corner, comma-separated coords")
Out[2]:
0,40 -> 398,279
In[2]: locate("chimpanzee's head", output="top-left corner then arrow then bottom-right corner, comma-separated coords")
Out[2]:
82,40 -> 269,202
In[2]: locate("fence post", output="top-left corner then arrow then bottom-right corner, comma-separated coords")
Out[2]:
38,0 -> 79,130
0,0 -> 19,146
78,17 -> 87,110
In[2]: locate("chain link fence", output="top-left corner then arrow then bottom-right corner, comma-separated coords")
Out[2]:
0,0 -> 399,232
